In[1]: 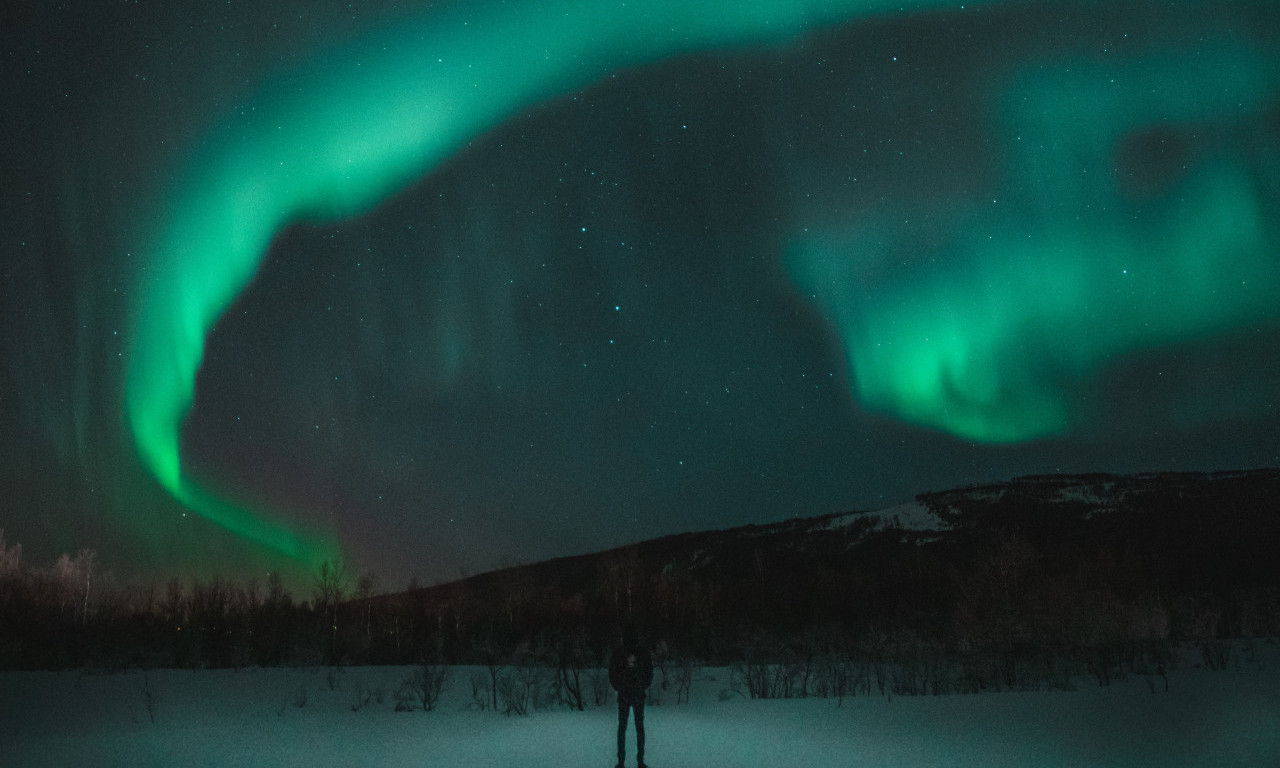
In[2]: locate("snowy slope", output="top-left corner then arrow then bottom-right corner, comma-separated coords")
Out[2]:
825,501 -> 947,535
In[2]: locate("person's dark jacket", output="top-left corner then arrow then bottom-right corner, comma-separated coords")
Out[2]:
609,637 -> 654,705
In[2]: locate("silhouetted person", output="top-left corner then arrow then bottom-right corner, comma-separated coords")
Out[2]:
609,622 -> 653,768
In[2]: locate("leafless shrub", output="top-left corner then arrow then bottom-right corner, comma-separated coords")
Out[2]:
495,645 -> 558,715
137,671 -> 157,723
350,682 -> 376,711
472,637 -> 505,712
730,656 -> 802,699
587,666 -> 611,707
653,639 -> 671,695
469,670 -> 491,710
495,669 -> 528,715
396,663 -> 452,712
673,657 -> 699,704
553,631 -> 590,711
810,654 -> 855,705
394,681 -> 416,711
729,630 -> 809,700
1201,640 -> 1231,671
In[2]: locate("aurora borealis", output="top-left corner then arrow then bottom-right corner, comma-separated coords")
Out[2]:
3,0 -> 1279,588
125,0 -> 975,572
791,46 -> 1280,441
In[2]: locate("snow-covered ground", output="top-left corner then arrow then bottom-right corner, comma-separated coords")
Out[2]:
3,648 -> 1278,768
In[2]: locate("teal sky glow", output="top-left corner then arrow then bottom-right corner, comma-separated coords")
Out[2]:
123,0 -> 985,566
788,43 -> 1280,441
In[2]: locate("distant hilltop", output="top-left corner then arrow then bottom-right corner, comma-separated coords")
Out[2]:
391,467 -> 1279,668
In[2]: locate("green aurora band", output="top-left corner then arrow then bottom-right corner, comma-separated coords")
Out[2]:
125,0 -> 1279,566
789,44 -> 1280,442
124,0 -> 982,566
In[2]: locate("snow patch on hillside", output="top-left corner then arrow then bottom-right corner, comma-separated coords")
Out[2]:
824,501 -> 947,541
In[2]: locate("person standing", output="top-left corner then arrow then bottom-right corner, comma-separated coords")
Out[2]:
609,622 -> 653,768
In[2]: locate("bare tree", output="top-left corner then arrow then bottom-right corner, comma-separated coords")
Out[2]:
266,571 -> 289,607
600,546 -> 641,619
131,579 -> 158,616
395,662 -> 452,712
554,627 -> 590,711
52,548 -> 95,624
355,572 -> 381,641
313,559 -> 352,661
313,560 -> 352,610
0,529 -> 21,577
243,577 -> 262,613
0,530 -> 22,605
495,558 -> 534,628
473,635 -> 505,713
161,577 -> 185,627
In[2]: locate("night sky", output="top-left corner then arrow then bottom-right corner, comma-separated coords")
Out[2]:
3,0 -> 1278,590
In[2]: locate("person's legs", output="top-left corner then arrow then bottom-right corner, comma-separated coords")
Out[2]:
617,700 -> 629,766
635,699 -> 646,765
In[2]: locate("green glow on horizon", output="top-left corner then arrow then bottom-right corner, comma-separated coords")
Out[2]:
124,0 -> 980,564
789,46 -> 1280,442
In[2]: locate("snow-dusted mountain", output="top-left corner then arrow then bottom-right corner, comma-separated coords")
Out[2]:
396,468 -> 1279,662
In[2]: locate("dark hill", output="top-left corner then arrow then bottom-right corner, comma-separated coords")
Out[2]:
386,469 -> 1280,666
7,470 -> 1276,675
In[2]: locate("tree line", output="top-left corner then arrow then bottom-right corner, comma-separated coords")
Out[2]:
3,469 -> 1278,695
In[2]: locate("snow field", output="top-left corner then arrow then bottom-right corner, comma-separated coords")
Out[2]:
3,648 -> 1277,768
